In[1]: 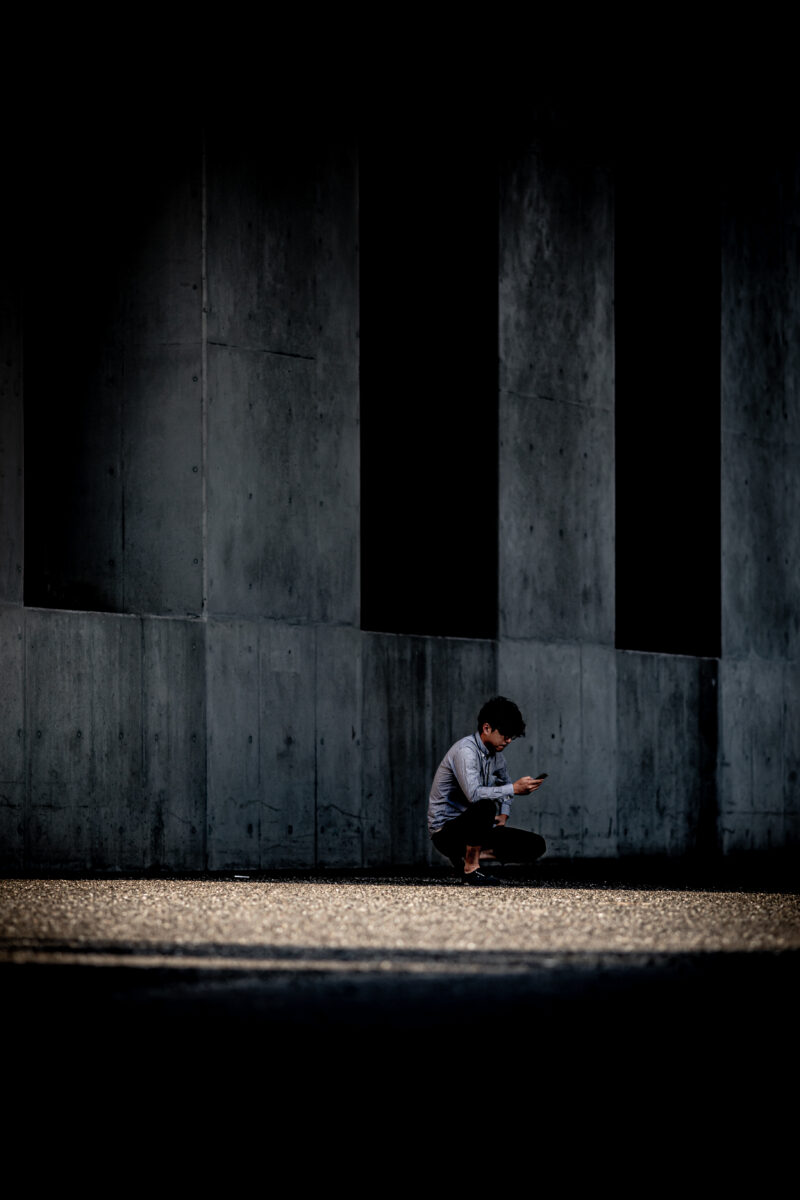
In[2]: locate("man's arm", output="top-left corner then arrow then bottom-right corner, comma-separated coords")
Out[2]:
451,744 -> 544,808
451,743 -> 514,808
496,764 -> 545,823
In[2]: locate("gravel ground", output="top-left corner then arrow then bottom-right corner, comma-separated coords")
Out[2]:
3,876 -> 798,1110
2,877 -> 799,969
5,876 -> 794,1161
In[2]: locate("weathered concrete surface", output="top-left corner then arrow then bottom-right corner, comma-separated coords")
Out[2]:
361,634 -> 496,867
3,118 -> 799,874
315,624 -> 362,867
206,621 -> 363,870
617,652 -> 718,857
721,159 -> 799,657
206,348 -> 358,623
208,628 -> 496,872
0,281 -> 22,605
499,142 -> 614,644
205,132 -> 358,625
497,639 -> 617,857
718,656 -> 799,854
141,617 -> 206,869
0,606 -> 24,869
17,610 -> 205,871
720,158 -> 800,854
722,432 -> 800,661
206,619 -> 317,870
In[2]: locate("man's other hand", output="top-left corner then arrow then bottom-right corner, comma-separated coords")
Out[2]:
513,776 -> 543,795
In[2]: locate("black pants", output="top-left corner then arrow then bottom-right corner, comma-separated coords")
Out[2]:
431,797 -> 546,868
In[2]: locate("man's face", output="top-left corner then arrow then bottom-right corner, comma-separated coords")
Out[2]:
481,724 -> 513,755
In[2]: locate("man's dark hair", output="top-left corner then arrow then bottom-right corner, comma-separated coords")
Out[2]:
477,696 -> 526,738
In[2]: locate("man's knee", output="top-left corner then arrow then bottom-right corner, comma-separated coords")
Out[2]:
531,833 -> 546,860
491,826 -> 546,863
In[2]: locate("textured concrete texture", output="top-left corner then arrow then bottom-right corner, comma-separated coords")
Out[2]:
499,143 -> 614,644
719,157 -> 800,854
2,113 -> 798,871
617,652 -> 718,857
497,639 -> 616,857
205,133 -> 358,625
362,633 -> 497,868
0,607 -> 206,872
721,159 -> 799,659
207,627 -> 496,871
718,656 -> 800,853
0,277 -> 21,607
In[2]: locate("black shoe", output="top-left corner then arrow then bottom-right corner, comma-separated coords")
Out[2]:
462,869 -> 502,886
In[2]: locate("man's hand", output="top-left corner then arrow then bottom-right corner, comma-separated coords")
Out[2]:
493,813 -> 509,827
513,776 -> 543,795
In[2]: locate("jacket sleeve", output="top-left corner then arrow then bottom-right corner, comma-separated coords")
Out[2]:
495,756 -> 515,819
451,742 -> 515,809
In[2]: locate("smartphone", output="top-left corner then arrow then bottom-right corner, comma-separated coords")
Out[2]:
534,773 -> 548,781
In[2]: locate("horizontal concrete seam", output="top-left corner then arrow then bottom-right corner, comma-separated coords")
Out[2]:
500,635 -> 616,650
207,340 -> 316,361
206,614 -> 360,631
718,652 -> 798,666
21,606 -> 205,623
616,648 -> 720,665
360,629 -> 496,645
500,387 -> 612,414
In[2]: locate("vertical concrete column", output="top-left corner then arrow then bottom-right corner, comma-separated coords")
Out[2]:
205,131 -> 358,626
0,185 -> 25,866
0,236 -> 23,863
720,156 -> 800,853
498,133 -> 616,856
205,130 -> 360,868
0,270 -> 22,606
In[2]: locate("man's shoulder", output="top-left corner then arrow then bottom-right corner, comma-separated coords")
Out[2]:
448,733 -> 480,758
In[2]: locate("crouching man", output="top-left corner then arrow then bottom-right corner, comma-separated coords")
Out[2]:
428,696 -> 546,885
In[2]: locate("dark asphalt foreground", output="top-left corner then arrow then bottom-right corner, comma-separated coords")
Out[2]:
3,871 -> 799,1097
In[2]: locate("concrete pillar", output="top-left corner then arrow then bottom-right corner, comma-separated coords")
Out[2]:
0,271 -> 22,606
0,209 -> 23,866
719,154 -> 800,854
498,131 -> 617,855
204,130 -> 361,868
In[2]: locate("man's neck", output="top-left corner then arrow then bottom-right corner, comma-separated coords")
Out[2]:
477,731 -> 494,756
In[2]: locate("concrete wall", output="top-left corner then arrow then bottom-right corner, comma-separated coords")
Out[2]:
0,246 -> 22,607
1,113 -> 796,871
719,155 -> 800,854
498,137 -> 621,857
499,143 -> 615,645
